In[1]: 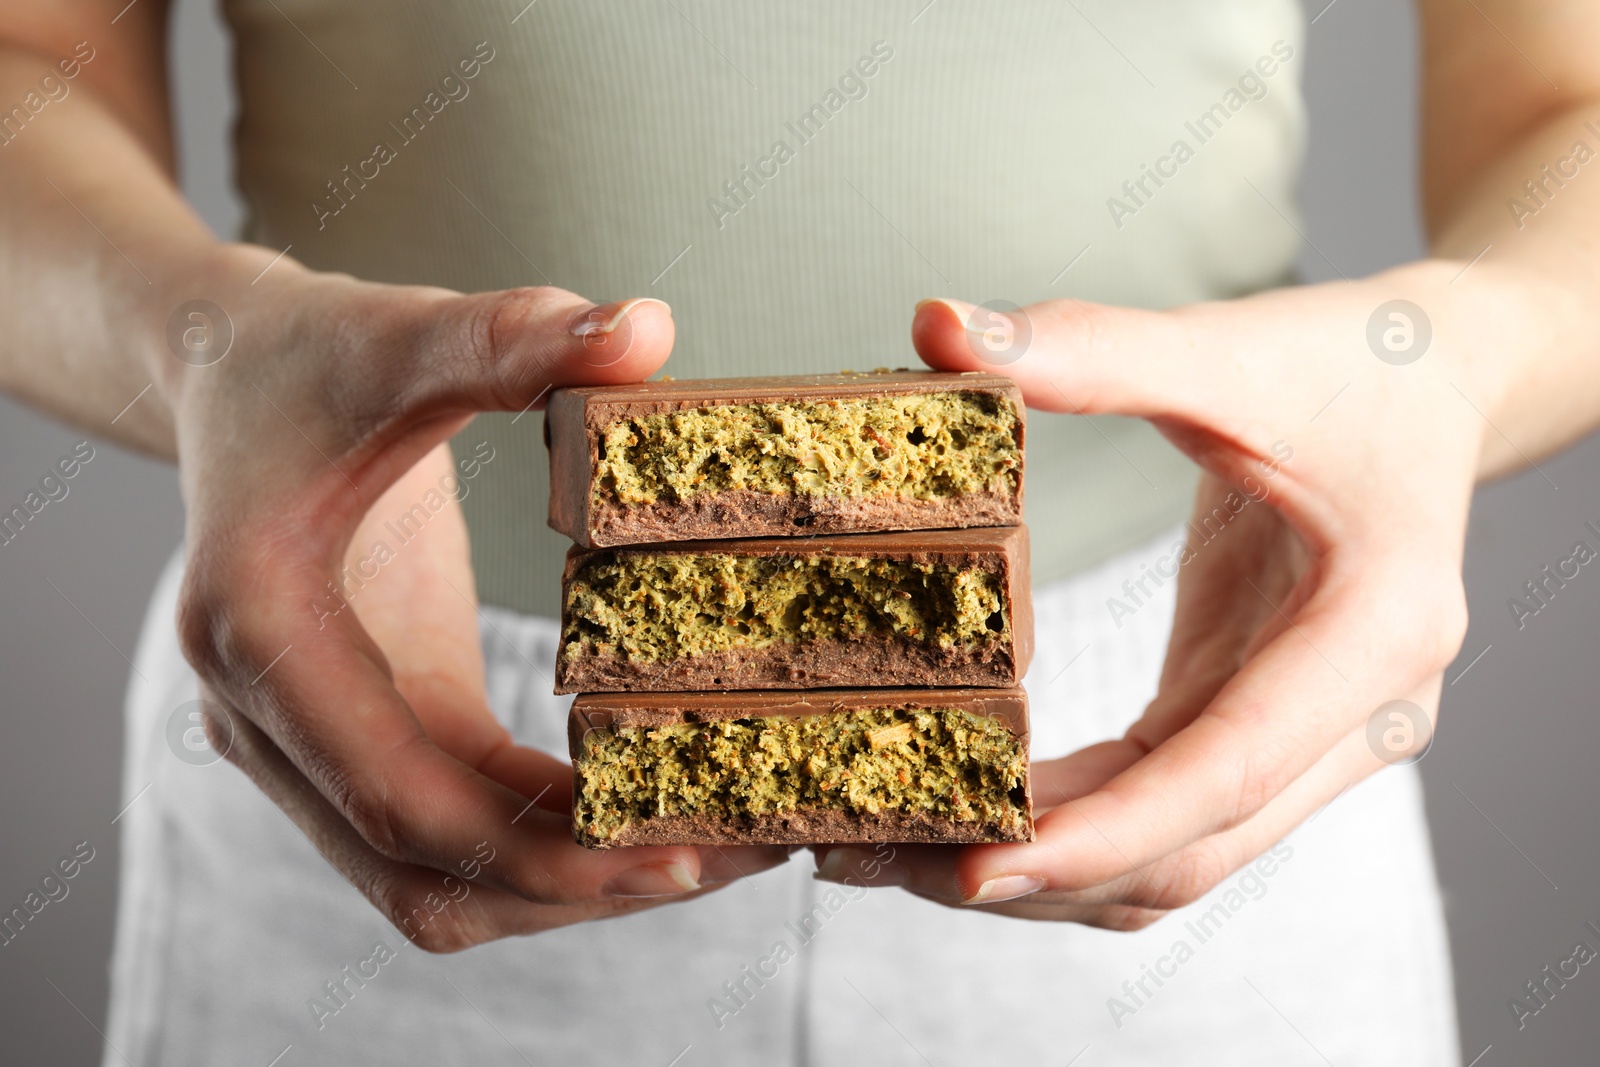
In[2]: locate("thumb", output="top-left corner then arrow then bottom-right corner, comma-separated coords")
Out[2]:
408,288 -> 676,416
911,296 -> 1217,422
287,286 -> 674,542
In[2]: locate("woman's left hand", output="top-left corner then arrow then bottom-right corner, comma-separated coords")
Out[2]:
815,265 -> 1507,927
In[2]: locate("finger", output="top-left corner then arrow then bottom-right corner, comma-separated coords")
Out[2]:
330,447 -> 801,891
174,283 -> 721,904
962,697 -> 1430,922
845,553 -> 1457,904
278,291 -> 676,541
468,737 -> 800,887
806,501 -> 1294,902
911,296 -> 1230,423
941,552 -> 1460,900
846,688 -> 1431,924
806,733 -> 1149,899
178,286 -> 675,569
404,291 -> 675,417
950,485 -> 1303,828
204,693 -> 739,951
181,556 -> 799,905
858,484 -> 1302,866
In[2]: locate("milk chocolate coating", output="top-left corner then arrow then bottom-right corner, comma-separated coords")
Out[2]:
554,526 -> 1033,693
569,687 -> 1034,846
546,371 -> 1025,547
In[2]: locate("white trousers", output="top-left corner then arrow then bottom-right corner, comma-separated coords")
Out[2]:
105,532 -> 1459,1065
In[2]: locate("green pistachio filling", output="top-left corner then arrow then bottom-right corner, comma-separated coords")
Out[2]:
593,392 -> 1020,507
575,707 -> 1029,841
560,553 -> 1008,663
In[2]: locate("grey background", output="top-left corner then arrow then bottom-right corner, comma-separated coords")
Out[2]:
2,0 -> 1597,1062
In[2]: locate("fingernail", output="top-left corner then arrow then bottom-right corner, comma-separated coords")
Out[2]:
604,861 -> 700,898
569,297 -> 671,338
963,874 -> 1046,905
914,297 -> 976,324
814,847 -> 905,888
699,846 -> 792,885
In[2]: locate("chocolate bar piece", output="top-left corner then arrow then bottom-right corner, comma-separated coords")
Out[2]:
546,371 -> 1024,547
555,526 -> 1032,693
568,687 -> 1033,847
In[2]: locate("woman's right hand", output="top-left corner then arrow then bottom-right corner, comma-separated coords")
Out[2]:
149,243 -> 790,950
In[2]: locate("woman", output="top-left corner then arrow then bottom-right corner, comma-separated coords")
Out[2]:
3,1 -> 1596,1062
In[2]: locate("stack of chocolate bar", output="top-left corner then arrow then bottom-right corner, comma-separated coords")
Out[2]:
545,371 -> 1035,847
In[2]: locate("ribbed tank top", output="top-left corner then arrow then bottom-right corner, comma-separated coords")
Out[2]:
224,0 -> 1305,615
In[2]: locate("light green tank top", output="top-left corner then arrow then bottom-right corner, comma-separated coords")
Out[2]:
225,0 -> 1305,616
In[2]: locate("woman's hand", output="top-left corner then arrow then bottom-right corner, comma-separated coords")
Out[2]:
815,264 -> 1515,927
155,244 -> 789,951
800,0 -> 1600,928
